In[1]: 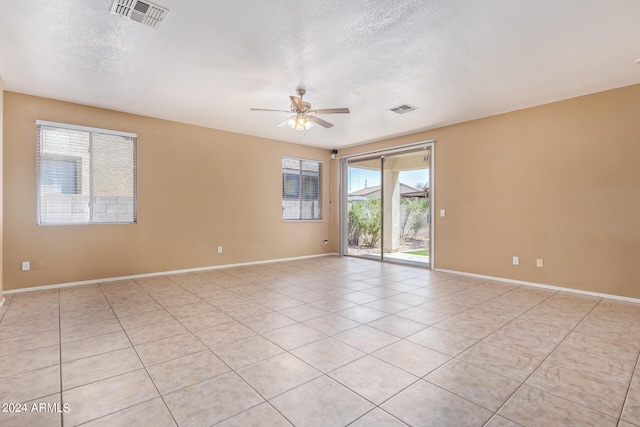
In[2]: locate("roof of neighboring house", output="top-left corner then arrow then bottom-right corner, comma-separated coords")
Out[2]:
348,183 -> 426,197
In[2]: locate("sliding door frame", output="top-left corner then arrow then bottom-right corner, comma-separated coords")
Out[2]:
340,140 -> 435,268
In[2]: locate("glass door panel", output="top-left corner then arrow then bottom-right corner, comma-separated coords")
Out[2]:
346,157 -> 382,260
382,149 -> 430,267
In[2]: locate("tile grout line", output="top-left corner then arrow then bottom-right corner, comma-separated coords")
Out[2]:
276,276 -> 501,424
136,274 -> 296,425
133,275 -> 265,425
480,293 -> 584,425
483,295 -> 613,426
57,287 -> 146,423
94,280 -> 180,427
618,330 -> 640,425
58,288 -> 64,427
336,301 -> 526,426
413,285 -> 565,426
169,272 -> 320,427
348,278 -> 559,421
180,266 -> 412,425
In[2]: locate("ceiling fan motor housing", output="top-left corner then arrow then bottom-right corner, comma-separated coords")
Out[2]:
293,101 -> 312,112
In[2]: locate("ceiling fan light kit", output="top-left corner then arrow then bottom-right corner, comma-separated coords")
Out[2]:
289,114 -> 313,131
250,88 -> 350,131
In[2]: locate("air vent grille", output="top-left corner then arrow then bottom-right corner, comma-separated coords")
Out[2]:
388,104 -> 418,115
111,0 -> 169,29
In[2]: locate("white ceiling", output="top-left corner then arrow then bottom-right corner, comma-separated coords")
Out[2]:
1,0 -> 639,149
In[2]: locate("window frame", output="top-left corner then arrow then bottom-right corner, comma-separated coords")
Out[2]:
36,120 -> 137,226
282,156 -> 323,222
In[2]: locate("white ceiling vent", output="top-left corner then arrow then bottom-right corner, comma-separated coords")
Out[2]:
388,104 -> 418,115
111,0 -> 169,29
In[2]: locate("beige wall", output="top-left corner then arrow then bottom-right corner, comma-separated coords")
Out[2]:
340,84 -> 640,299
5,85 -> 639,299
4,92 -> 336,291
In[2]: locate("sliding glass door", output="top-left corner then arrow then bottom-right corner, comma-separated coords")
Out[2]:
343,144 -> 432,267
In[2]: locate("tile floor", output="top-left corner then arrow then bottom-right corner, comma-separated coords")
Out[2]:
0,255 -> 639,426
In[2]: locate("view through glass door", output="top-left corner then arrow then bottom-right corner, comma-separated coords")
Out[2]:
382,149 -> 431,267
345,146 -> 431,267
346,157 -> 382,260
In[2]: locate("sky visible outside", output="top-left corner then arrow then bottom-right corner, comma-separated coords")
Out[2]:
348,167 -> 429,193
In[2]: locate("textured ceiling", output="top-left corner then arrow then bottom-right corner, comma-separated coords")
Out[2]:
1,0 -> 639,149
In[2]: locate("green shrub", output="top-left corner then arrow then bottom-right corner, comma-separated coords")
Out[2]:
348,198 -> 381,247
402,198 -> 429,238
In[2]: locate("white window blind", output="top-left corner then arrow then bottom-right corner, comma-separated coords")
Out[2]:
282,157 -> 321,220
36,121 -> 137,225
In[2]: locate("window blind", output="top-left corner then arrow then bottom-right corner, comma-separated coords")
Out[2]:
282,157 -> 321,220
36,121 -> 137,225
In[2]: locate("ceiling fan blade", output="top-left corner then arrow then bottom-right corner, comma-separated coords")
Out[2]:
276,116 -> 296,127
250,108 -> 292,113
290,95 -> 303,111
309,108 -> 350,114
309,115 -> 334,128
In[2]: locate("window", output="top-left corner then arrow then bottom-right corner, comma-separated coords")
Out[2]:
282,157 -> 321,220
36,121 -> 137,225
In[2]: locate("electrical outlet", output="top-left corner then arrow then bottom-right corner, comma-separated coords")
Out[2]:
512,256 -> 519,266
217,246 -> 223,254
536,259 -> 544,268
22,261 -> 30,271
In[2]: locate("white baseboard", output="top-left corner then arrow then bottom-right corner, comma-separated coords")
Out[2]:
6,256 -> 638,305
435,268 -> 640,304
4,253 -> 340,295
0,297 -> 5,306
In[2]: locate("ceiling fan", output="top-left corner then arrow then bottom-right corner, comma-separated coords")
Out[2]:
250,88 -> 350,131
